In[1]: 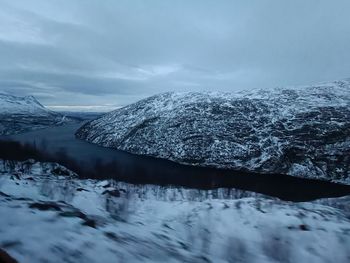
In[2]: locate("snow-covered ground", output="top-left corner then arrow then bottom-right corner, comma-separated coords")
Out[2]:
76,79 -> 350,184
1,160 -> 349,262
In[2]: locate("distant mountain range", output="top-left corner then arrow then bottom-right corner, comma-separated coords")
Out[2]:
0,93 -> 51,115
0,93 -> 76,135
76,79 -> 350,184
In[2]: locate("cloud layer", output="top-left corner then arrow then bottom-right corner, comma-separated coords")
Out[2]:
0,0 -> 350,110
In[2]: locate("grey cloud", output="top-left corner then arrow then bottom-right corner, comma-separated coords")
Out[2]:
0,68 -> 145,95
0,0 -> 349,109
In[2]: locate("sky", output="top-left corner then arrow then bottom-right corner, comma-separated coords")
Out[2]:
0,0 -> 350,111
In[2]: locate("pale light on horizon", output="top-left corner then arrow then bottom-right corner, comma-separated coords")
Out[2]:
47,105 -> 120,113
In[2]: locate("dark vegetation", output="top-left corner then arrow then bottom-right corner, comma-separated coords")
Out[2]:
0,248 -> 18,263
1,140 -> 350,202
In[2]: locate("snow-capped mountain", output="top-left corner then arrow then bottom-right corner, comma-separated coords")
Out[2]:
0,93 -> 75,135
0,159 -> 349,262
0,93 -> 51,115
76,79 -> 350,184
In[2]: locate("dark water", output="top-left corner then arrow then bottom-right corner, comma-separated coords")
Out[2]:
3,123 -> 350,201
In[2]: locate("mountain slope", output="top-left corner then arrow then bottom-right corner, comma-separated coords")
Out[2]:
0,93 -> 74,135
76,79 -> 350,183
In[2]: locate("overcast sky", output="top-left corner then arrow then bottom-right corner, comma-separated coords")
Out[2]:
0,0 -> 349,111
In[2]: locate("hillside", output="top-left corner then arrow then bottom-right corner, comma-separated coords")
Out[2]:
76,79 -> 350,184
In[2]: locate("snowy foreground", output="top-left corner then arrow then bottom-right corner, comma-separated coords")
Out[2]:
0,160 -> 350,263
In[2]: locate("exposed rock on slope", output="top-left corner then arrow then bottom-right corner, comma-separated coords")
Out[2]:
76,79 -> 350,183
0,93 -> 75,135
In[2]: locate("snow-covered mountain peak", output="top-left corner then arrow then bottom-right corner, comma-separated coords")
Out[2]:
0,93 -> 50,115
24,95 -> 45,107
